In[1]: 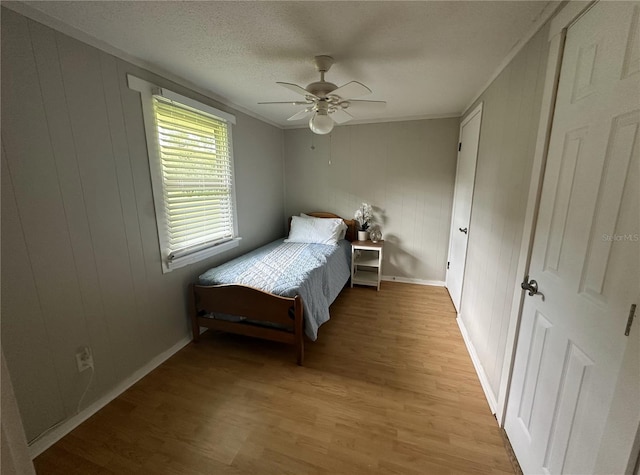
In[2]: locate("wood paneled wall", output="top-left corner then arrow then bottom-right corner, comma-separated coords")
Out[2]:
1,8 -> 285,441
284,119 -> 460,283
458,24 -> 550,405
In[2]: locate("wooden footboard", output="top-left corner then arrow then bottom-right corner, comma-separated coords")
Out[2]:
189,283 -> 304,365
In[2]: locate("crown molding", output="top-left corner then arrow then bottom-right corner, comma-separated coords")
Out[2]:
283,112 -> 461,130
461,0 -> 564,117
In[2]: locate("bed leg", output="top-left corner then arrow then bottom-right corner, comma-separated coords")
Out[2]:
188,284 -> 200,343
294,296 -> 304,365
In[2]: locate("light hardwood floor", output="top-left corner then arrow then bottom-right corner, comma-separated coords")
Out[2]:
34,282 -> 515,474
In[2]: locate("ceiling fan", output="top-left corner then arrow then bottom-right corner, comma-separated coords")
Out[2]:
259,55 -> 386,135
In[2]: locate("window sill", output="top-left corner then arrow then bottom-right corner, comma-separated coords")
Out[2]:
163,237 -> 241,273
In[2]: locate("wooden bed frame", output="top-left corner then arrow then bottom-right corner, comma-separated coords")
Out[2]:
189,212 -> 356,365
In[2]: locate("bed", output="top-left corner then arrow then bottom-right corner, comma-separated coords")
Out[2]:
189,212 -> 356,365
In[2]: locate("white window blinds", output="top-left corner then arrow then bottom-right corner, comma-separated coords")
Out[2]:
152,94 -> 236,263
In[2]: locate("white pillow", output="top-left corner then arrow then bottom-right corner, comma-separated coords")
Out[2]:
286,215 -> 343,245
300,213 -> 348,240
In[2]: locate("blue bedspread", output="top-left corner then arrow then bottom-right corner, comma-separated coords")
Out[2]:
198,239 -> 351,340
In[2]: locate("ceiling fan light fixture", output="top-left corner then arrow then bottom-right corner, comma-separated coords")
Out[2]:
309,111 -> 334,135
260,55 -> 386,132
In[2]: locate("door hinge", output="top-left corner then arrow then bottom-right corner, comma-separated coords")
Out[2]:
447,261 -> 450,270
625,303 -> 636,336
458,142 -> 462,151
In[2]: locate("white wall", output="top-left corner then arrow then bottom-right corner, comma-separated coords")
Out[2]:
457,23 -> 550,406
0,7 -> 285,442
284,119 -> 459,283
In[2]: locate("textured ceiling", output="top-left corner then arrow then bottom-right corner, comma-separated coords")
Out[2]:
19,1 -> 552,127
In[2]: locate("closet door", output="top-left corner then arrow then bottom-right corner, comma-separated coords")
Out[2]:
446,103 -> 482,312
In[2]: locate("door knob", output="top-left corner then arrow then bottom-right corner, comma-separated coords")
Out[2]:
521,276 -> 545,301
459,227 -> 468,234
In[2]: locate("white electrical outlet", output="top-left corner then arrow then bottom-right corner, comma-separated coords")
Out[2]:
75,346 -> 93,372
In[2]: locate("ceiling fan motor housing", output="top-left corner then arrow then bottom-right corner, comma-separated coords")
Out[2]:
306,81 -> 338,98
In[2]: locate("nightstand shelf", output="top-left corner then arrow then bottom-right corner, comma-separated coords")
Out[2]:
351,240 -> 384,291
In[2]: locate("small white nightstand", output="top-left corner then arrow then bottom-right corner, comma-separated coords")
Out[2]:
351,240 -> 384,291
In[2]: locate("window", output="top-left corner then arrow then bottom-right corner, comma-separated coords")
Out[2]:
128,75 -> 239,272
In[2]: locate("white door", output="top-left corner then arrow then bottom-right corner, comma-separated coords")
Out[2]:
505,2 -> 640,474
446,103 -> 482,312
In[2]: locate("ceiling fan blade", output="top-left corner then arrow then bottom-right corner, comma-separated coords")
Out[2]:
329,81 -> 372,99
349,99 -> 386,105
258,101 -> 312,105
287,109 -> 313,121
346,99 -> 387,109
277,82 -> 318,99
330,109 -> 354,124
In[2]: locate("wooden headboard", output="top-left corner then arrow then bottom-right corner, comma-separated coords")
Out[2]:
288,212 -> 357,242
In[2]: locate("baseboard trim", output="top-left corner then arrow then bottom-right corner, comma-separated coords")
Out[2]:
456,316 -> 498,414
28,335 -> 192,459
381,276 -> 445,287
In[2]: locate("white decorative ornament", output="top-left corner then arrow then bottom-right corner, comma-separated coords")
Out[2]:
370,228 -> 382,243
354,203 -> 373,230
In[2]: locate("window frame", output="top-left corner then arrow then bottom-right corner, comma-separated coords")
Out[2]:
128,75 -> 240,273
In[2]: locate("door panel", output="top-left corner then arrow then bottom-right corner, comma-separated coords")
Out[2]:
446,104 -> 482,312
505,2 -> 640,474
